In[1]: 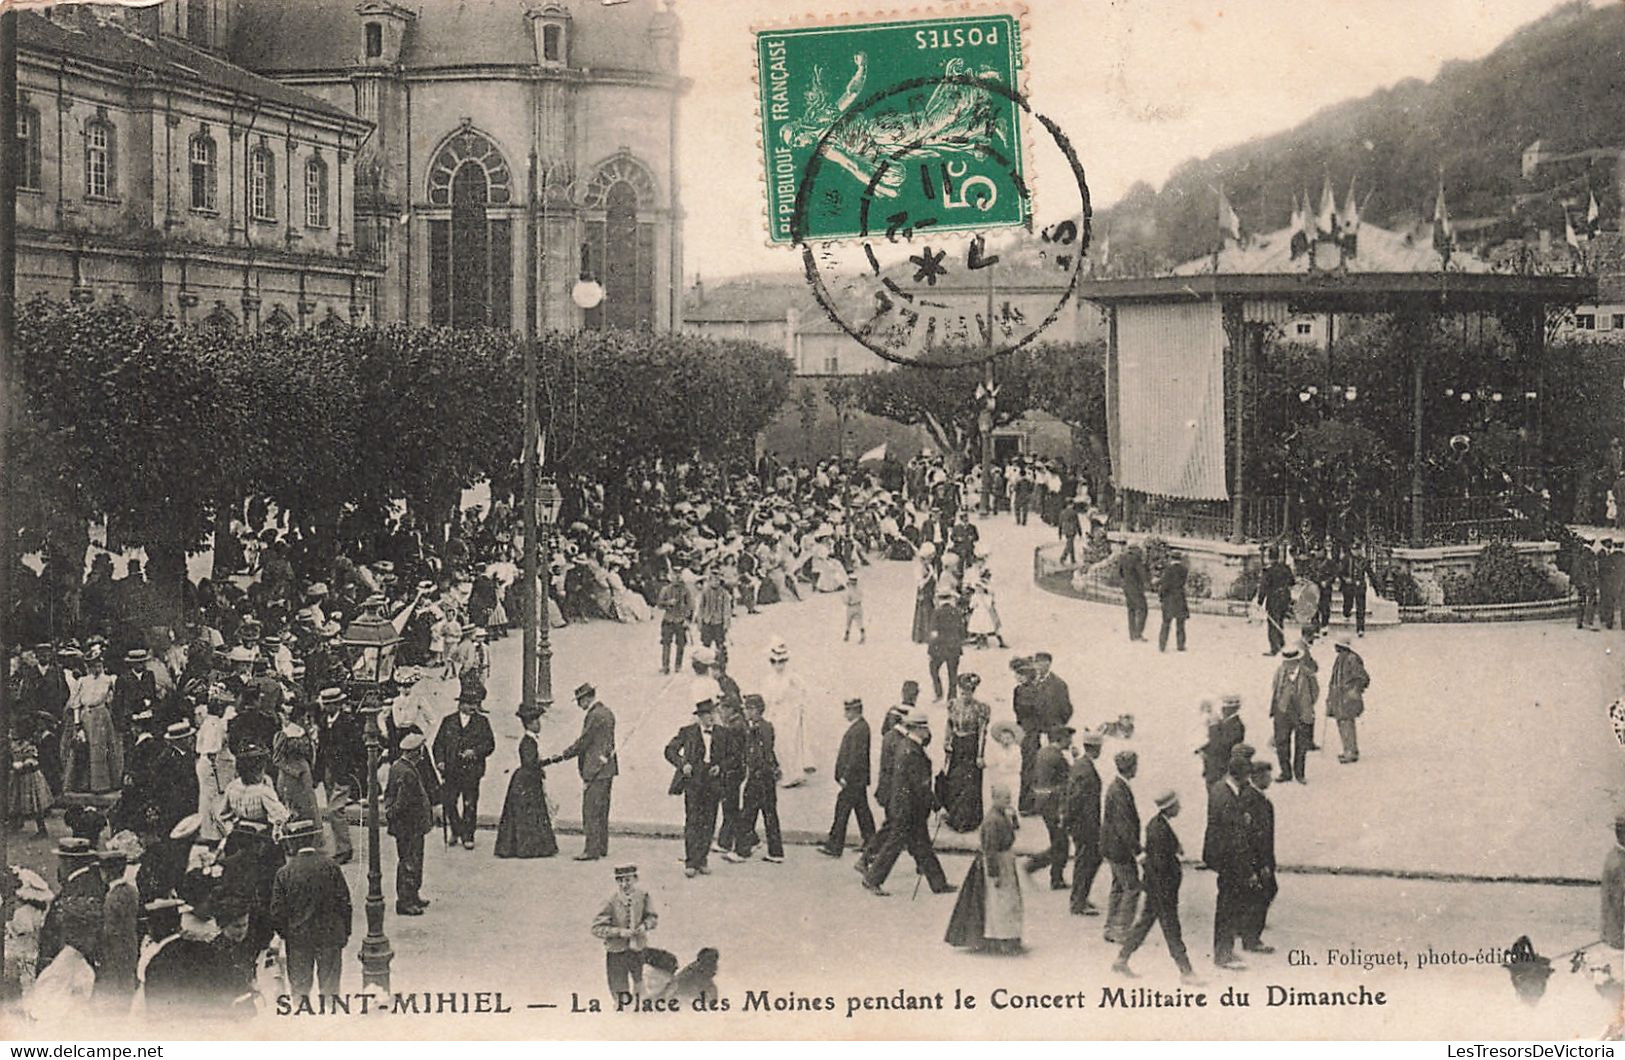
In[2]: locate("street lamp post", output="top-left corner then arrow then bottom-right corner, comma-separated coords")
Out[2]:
535,476 -> 564,714
342,595 -> 402,993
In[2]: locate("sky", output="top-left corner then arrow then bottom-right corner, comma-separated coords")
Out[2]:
676,0 -> 1576,282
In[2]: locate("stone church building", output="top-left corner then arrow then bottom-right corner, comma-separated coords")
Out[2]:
15,0 -> 686,333
232,0 -> 686,332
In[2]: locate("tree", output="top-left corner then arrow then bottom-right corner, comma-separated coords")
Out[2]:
845,346 -> 1034,463
1024,341 -> 1109,486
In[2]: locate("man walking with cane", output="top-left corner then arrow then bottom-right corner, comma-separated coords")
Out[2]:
862,710 -> 955,897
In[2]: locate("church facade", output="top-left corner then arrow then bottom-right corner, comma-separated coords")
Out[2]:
229,0 -> 687,333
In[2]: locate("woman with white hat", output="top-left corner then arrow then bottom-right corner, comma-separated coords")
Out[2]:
759,638 -> 813,787
61,646 -> 121,796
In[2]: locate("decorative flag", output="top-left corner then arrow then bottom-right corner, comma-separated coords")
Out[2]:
1218,187 -> 1242,244
1340,176 -> 1361,257
858,442 -> 888,464
1432,181 -> 1454,261
1565,209 -> 1582,251
1289,192 -> 1310,260
1098,230 -> 1111,272
1316,174 -> 1338,241
1587,189 -> 1602,239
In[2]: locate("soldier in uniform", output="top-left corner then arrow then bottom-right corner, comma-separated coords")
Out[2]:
862,710 -> 954,897
1023,726 -> 1075,890
1340,540 -> 1373,637
1066,730 -> 1105,916
543,683 -> 619,861
385,732 -> 437,915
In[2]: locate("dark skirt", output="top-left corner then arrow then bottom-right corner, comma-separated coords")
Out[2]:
944,854 -> 989,948
943,739 -> 984,832
912,587 -> 934,643
494,767 -> 558,859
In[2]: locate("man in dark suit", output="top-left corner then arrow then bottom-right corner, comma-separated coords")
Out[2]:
1112,791 -> 1198,982
1067,731 -> 1105,916
859,690 -> 916,872
926,590 -> 966,701
432,679 -> 496,850
1240,761 -> 1279,954
37,838 -> 105,973
270,818 -> 353,996
728,695 -> 782,862
1119,545 -> 1150,642
1156,550 -> 1190,652
862,710 -> 953,897
544,682 -> 618,861
1101,750 -> 1141,945
820,697 -> 875,857
1011,659 -> 1041,814
1198,694 -> 1246,786
150,721 -> 201,839
1257,548 -> 1295,655
1340,540 -> 1373,636
1204,754 -> 1253,970
1023,726 -> 1074,890
385,732 -> 436,915
1021,653 -> 1072,814
664,699 -> 742,877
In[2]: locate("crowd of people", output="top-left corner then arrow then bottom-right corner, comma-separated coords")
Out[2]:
1,443 -> 1399,1017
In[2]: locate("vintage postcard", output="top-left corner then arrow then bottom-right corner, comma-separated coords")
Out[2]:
2,0 -> 1622,1046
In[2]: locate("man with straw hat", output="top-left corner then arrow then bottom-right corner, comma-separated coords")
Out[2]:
1111,791 -> 1200,984
862,709 -> 954,897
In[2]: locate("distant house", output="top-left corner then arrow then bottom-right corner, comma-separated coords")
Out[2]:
1563,273 -> 1625,341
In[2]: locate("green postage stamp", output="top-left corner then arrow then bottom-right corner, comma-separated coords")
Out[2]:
756,9 -> 1028,244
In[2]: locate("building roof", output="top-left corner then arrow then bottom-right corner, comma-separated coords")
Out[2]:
233,0 -> 677,76
20,11 -> 357,123
1171,221 -> 1493,276
683,278 -> 802,323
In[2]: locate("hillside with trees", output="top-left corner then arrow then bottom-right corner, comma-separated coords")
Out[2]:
1098,0 -> 1625,269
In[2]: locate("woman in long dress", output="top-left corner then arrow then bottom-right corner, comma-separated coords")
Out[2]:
494,706 -> 558,859
982,720 -> 1024,816
809,534 -> 849,593
911,545 -> 938,644
759,638 -> 814,787
194,697 -> 236,842
62,648 -> 121,795
273,722 -> 319,825
945,784 -> 1024,954
606,559 -> 651,622
942,674 -> 990,832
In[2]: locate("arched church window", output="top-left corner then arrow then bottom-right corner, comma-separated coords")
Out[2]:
583,154 -> 657,331
427,127 -> 513,328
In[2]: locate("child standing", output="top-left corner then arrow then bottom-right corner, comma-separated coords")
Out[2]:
843,572 -> 866,643
591,864 -> 659,1004
967,569 -> 1005,649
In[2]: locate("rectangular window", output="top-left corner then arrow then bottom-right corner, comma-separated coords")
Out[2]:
1295,322 -> 1312,336
429,220 -> 451,326
824,355 -> 839,375
187,0 -> 209,46
251,149 -> 274,220
17,108 -> 40,190
365,22 -> 383,58
304,157 -> 328,227
543,23 -> 562,62
1613,314 -> 1623,330
1578,313 -> 1596,330
86,122 -> 111,198
190,136 -> 215,211
488,220 -> 512,328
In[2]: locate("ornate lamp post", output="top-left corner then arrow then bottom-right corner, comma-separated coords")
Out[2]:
342,595 -> 402,993
535,476 -> 564,714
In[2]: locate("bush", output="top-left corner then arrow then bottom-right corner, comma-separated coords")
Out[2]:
1227,566 -> 1262,601
1383,566 -> 1427,607
1440,542 -> 1564,606
1186,568 -> 1212,599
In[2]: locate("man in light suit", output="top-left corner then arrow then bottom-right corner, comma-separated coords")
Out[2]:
543,682 -> 618,861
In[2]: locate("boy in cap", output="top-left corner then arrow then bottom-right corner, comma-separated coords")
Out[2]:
591,865 -> 658,1003
843,572 -> 866,643
1112,791 -> 1199,984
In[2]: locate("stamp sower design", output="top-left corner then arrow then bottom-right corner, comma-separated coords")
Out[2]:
758,13 -> 1026,244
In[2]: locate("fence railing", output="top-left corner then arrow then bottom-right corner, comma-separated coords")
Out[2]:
1118,492 -> 1543,547
1119,494 -> 1287,542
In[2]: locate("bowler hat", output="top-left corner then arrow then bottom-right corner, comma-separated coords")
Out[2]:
574,682 -> 596,701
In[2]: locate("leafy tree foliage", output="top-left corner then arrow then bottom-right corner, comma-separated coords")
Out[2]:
9,299 -> 792,617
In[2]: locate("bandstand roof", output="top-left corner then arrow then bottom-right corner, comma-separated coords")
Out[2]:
1080,222 -> 1596,312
